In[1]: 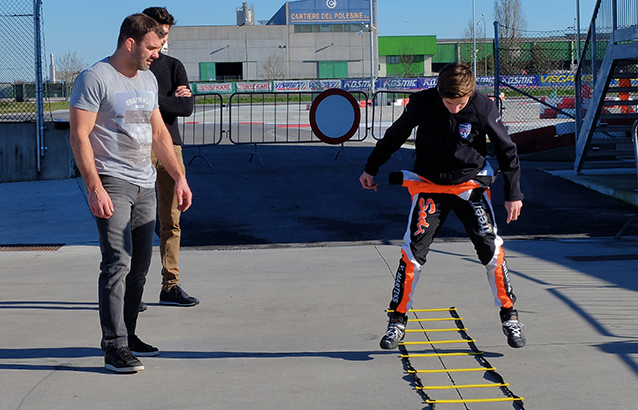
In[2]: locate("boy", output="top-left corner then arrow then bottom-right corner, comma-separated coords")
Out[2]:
359,63 -> 525,349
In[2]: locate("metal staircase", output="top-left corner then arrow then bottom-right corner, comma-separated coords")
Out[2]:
575,1 -> 638,173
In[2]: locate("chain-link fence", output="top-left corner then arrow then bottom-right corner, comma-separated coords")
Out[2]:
0,0 -> 50,122
494,24 -> 580,139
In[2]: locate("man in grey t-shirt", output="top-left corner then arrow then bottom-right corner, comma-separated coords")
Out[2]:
70,13 -> 192,374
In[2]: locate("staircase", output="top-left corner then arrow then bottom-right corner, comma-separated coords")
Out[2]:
575,10 -> 638,173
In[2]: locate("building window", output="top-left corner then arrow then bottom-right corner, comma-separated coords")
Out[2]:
386,56 -> 400,64
294,25 -> 313,33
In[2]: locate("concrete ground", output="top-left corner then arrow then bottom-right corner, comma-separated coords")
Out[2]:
2,142 -> 638,409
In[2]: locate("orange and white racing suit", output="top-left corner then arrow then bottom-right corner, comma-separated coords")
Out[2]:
388,169 -> 516,315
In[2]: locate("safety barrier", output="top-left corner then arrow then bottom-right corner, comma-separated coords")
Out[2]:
226,91 -> 368,145
371,90 -> 416,141
395,307 -> 525,408
180,93 -> 224,166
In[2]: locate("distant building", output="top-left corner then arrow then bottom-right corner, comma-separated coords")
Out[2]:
170,0 -> 379,82
168,0 -> 578,83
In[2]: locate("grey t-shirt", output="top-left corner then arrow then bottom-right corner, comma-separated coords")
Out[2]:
70,58 -> 159,188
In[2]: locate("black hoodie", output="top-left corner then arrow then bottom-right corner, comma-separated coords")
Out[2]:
364,87 -> 523,201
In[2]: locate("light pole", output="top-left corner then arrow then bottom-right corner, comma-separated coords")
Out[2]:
368,0 -> 375,96
477,13 -> 486,75
472,0 -> 476,74
356,26 -> 365,77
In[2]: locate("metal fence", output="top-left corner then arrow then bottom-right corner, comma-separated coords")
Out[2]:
179,91 -> 372,164
493,23 -> 581,137
0,0 -> 49,123
371,91 -> 415,140
227,91 -> 369,145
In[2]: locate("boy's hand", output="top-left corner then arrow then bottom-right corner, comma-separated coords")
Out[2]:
359,172 -> 378,191
505,200 -> 523,223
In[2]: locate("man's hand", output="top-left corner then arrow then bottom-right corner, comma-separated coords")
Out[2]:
174,177 -> 193,212
504,200 -> 523,223
359,171 -> 378,191
88,186 -> 114,219
173,85 -> 192,98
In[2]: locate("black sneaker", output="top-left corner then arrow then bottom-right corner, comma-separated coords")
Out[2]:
159,285 -> 199,307
500,309 -> 526,348
128,335 -> 159,357
380,313 -> 407,350
104,345 -> 144,373
138,301 -> 147,313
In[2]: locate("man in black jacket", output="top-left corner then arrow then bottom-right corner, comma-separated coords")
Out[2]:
142,7 -> 198,308
360,63 -> 525,349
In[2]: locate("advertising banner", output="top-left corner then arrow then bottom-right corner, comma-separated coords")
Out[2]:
500,75 -> 538,87
377,78 -> 421,91
236,82 -> 273,92
273,80 -> 308,91
193,82 -> 234,94
341,79 -> 375,91
307,79 -> 341,91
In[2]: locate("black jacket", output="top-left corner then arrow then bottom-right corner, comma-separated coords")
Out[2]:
364,88 -> 523,201
149,52 -> 194,146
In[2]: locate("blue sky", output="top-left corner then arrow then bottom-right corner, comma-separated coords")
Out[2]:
43,0 -> 597,67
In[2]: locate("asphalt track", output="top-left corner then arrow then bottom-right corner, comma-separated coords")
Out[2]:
177,142 -> 638,248
2,140 -> 638,410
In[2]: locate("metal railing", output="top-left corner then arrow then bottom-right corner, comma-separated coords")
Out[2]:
575,0 -> 638,137
227,91 -> 368,145
180,93 -> 224,166
371,91 -> 416,141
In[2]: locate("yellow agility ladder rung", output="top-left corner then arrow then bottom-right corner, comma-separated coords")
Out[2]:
418,383 -> 509,390
408,367 -> 496,374
408,317 -> 461,322
405,328 -> 466,333
400,339 -> 474,345
387,308 -> 456,313
426,397 -> 524,404
401,352 -> 483,358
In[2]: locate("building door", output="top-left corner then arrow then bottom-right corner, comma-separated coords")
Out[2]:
318,61 -> 348,79
199,62 -> 216,81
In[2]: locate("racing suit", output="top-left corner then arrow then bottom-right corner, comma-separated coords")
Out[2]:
364,88 -> 523,314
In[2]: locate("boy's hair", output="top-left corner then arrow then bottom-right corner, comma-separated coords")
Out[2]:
117,13 -> 165,49
437,63 -> 476,99
142,6 -> 176,27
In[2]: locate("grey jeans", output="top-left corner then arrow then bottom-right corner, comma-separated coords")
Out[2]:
95,175 -> 156,352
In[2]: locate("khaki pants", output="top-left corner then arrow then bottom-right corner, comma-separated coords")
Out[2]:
151,145 -> 185,292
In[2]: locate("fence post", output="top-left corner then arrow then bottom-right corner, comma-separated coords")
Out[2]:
34,0 -> 45,172
493,21 -> 500,108
575,0 -> 582,140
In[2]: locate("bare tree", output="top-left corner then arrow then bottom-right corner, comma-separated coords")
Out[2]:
260,53 -> 286,80
56,51 -> 86,99
398,45 -> 420,78
494,0 -> 527,39
494,0 -> 527,74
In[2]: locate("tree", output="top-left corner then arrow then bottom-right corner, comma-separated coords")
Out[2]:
398,45 -> 420,78
494,0 -> 526,39
494,0 -> 527,75
260,53 -> 286,80
56,51 -> 86,99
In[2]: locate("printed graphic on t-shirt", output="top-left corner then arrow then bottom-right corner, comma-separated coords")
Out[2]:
114,90 -> 154,168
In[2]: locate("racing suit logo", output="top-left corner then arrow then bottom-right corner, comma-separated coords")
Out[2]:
471,199 -> 493,236
415,197 -> 435,235
459,123 -> 472,139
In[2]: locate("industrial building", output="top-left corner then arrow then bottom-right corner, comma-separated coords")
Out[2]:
169,0 -> 438,82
